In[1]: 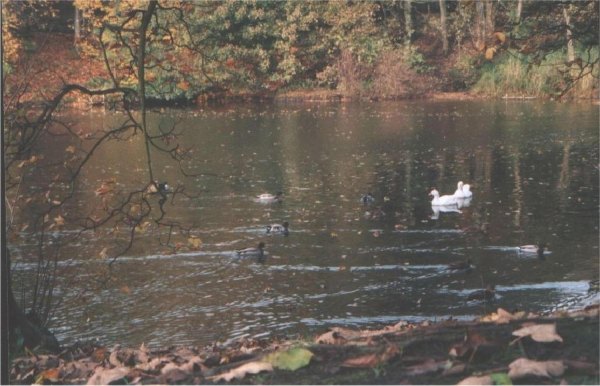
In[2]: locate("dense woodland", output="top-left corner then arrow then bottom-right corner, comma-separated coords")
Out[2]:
3,0 -> 599,103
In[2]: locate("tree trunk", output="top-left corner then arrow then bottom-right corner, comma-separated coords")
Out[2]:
516,0 -> 523,23
563,5 -> 575,63
74,8 -> 81,44
439,0 -> 448,55
404,0 -> 412,53
485,0 -> 495,38
475,0 -> 486,49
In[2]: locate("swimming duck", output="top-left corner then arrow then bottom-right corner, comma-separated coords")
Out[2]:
147,181 -> 169,194
589,279 -> 599,292
462,184 -> 473,198
236,242 -> 266,258
361,193 -> 375,204
468,285 -> 495,301
454,181 -> 467,198
519,244 -> 547,257
448,258 -> 473,270
267,221 -> 289,235
429,189 -> 458,206
258,192 -> 283,202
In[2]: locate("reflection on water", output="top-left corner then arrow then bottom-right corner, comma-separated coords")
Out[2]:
10,100 -> 600,347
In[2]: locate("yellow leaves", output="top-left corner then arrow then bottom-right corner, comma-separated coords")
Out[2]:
485,47 -> 497,60
145,71 -> 157,82
188,237 -> 203,248
330,232 -> 338,238
478,308 -> 530,324
492,32 -> 506,45
65,146 -> 76,153
177,81 -> 190,91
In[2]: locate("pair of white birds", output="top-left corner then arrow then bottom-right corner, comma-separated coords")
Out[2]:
429,181 -> 472,206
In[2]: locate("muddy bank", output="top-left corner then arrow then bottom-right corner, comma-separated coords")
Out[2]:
10,306 -> 599,385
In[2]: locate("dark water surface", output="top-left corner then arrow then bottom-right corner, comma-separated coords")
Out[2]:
10,101 -> 600,347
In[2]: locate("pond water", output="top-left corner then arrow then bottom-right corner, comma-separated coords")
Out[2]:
10,100 -> 600,348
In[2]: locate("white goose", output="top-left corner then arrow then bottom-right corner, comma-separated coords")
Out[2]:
429,189 -> 458,206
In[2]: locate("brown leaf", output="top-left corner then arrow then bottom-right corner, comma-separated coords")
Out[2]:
508,358 -> 565,380
512,324 -> 563,343
43,368 -> 60,382
66,146 -> 76,153
120,286 -> 132,295
479,308 -> 526,324
458,375 -> 494,385
449,329 -> 493,358
342,345 -> 399,368
485,47 -> 496,60
177,81 -> 190,91
86,366 -> 130,385
91,348 -> 106,362
477,41 -> 486,52
210,362 -> 273,382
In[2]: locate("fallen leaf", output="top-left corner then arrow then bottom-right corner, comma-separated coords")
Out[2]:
43,368 -> 60,382
449,329 -> 494,358
120,286 -> 132,295
512,324 -> 563,343
341,344 -> 399,368
86,366 -> 129,385
91,348 -> 106,362
54,215 -> 65,227
66,146 -> 76,153
458,375 -> 494,385
264,348 -> 313,371
508,358 -> 565,380
210,362 -> 273,382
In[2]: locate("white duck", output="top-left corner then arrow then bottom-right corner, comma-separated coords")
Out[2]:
462,184 -> 473,198
454,181 -> 467,198
454,181 -> 473,198
429,189 -> 458,206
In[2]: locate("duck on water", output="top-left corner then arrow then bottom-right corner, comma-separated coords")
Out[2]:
267,221 -> 289,235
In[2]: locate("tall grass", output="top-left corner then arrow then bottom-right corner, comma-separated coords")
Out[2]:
472,49 -> 599,98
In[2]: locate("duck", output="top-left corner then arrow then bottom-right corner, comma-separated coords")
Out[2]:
147,181 -> 169,194
519,244 -> 547,257
361,192 -> 375,204
236,242 -> 266,258
589,279 -> 599,292
454,181 -> 467,198
468,284 -> 495,301
258,192 -> 283,202
429,189 -> 458,206
267,221 -> 289,235
447,258 -> 473,270
462,184 -> 473,198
